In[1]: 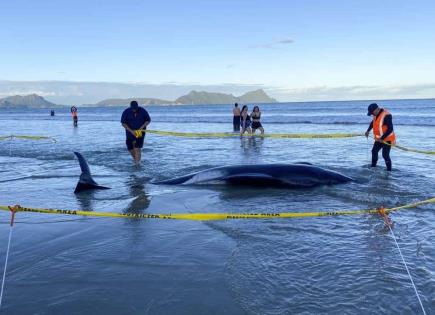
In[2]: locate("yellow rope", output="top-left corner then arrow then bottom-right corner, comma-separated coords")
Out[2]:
0,135 -> 57,142
367,135 -> 435,156
143,129 -> 435,155
0,197 -> 433,221
144,129 -> 364,139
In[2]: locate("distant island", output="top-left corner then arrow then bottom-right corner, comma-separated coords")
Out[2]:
175,89 -> 277,105
0,89 -> 277,108
95,89 -> 277,106
94,97 -> 174,106
0,94 -> 59,108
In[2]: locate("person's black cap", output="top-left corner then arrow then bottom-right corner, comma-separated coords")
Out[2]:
367,103 -> 378,116
130,101 -> 139,110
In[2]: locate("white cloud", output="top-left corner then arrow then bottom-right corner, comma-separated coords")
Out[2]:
267,84 -> 435,102
0,81 -> 266,104
249,37 -> 294,49
1,80 -> 434,104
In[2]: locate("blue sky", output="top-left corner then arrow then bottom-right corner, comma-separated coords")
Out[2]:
1,0 -> 435,101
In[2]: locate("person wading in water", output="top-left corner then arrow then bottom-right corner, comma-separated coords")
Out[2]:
365,103 -> 396,171
121,101 -> 151,165
233,103 -> 241,131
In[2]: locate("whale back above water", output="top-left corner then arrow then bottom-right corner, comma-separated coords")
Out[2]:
153,163 -> 353,188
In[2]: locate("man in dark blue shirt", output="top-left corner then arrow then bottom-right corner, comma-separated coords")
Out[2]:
121,101 -> 151,165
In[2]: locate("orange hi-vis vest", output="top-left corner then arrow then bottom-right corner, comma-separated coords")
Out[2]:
373,109 -> 396,143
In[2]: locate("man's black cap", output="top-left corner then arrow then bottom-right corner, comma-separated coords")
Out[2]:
367,103 -> 378,116
130,101 -> 139,110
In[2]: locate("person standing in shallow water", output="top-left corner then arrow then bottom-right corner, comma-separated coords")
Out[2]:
233,103 -> 241,131
251,106 -> 264,135
121,101 -> 151,165
364,103 -> 396,171
240,105 -> 252,136
70,106 -> 78,127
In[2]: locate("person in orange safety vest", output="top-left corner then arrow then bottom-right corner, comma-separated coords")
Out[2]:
364,103 -> 396,171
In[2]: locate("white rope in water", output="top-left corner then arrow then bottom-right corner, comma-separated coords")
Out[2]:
0,225 -> 13,309
386,224 -> 427,315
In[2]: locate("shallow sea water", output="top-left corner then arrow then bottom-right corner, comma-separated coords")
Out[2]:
0,100 -> 434,314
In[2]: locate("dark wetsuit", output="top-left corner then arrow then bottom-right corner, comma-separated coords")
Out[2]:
121,107 -> 151,150
366,109 -> 394,171
251,112 -> 262,130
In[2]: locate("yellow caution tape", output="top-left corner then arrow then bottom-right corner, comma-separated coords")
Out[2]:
144,129 -> 364,139
0,135 -> 57,142
147,130 -> 435,155
367,136 -> 435,156
392,143 -> 435,155
0,197 -> 433,221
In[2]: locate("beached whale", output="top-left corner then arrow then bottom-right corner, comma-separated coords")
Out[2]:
152,163 -> 353,188
74,152 -> 110,193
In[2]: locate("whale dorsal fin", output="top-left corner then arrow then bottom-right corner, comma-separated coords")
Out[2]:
74,152 -> 110,193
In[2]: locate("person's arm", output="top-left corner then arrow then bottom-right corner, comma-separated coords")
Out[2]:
139,111 -> 151,130
121,112 -> 136,137
365,121 -> 373,137
380,115 -> 393,140
139,121 -> 150,130
122,123 -> 136,136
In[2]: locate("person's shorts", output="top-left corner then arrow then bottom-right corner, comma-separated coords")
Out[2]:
241,121 -> 251,129
126,135 -> 145,150
251,121 -> 262,129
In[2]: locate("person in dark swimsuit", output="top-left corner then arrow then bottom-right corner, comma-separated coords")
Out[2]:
240,105 -> 252,136
251,106 -> 264,135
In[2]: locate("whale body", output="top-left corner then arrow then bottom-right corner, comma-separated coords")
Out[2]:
153,163 -> 352,188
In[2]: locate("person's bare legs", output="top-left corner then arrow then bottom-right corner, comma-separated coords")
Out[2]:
135,148 -> 142,165
129,149 -> 136,161
128,140 -> 139,164
259,127 -> 264,135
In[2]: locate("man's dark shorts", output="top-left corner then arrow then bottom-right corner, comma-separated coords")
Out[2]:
126,135 -> 145,150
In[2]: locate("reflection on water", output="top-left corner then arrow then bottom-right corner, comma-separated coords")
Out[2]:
124,175 -> 151,214
240,137 -> 264,157
75,190 -> 95,210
